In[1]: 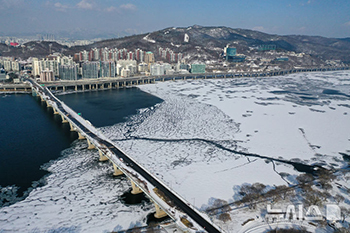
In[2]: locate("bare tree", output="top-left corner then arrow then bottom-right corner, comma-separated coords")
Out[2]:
340,207 -> 350,223
218,213 -> 231,223
296,174 -> 313,192
334,194 -> 345,204
210,199 -> 231,215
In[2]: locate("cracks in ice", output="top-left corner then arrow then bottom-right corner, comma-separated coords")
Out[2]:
271,160 -> 291,185
298,127 -> 321,155
214,159 -> 258,174
115,136 -> 321,174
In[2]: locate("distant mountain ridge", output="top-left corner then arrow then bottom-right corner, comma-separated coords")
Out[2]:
1,25 -> 350,64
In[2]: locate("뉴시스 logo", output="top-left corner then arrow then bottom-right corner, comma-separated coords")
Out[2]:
265,204 -> 341,222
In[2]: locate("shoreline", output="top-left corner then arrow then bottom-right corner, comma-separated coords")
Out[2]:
1,66 -> 349,94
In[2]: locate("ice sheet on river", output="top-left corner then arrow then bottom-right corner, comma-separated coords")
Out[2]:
111,71 -> 350,208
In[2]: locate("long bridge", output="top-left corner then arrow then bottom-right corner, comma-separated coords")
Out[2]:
2,66 -> 349,93
26,78 -> 223,233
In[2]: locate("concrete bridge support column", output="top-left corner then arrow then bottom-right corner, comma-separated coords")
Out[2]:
154,203 -> 167,219
113,164 -> 123,176
53,107 -> 59,115
77,132 -> 85,140
46,101 -> 52,108
109,83 -> 112,89
87,138 -> 96,150
75,86 -> 78,91
69,122 -> 75,132
130,179 -> 143,194
61,115 -> 68,123
98,150 -> 108,161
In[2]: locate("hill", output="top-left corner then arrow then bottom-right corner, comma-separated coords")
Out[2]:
1,25 -> 350,65
0,41 -> 69,59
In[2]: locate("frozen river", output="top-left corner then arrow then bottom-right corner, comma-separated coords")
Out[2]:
1,71 -> 349,232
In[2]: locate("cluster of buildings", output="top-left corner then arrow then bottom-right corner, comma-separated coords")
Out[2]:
0,46 -> 206,83
74,47 -> 184,68
75,47 -> 150,63
158,47 -> 183,63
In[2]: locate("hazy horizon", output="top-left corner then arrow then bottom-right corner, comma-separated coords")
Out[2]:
0,0 -> 350,39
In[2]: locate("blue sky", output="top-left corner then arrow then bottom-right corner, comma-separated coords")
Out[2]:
1,0 -> 349,38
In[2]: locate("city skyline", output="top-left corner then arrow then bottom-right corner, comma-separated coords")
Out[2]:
0,0 -> 350,39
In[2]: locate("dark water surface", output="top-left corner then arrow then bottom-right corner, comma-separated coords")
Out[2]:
58,88 -> 162,127
0,94 -> 74,194
0,88 -> 162,203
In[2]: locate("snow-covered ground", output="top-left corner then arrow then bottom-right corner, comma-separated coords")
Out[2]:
1,71 -> 349,232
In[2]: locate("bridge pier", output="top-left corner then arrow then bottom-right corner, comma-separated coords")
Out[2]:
53,107 -> 59,115
98,150 -> 109,161
69,122 -> 75,132
113,164 -> 123,176
87,138 -> 96,150
130,179 -> 143,194
154,203 -> 168,219
61,115 -> 68,123
46,101 -> 52,108
78,132 -> 85,140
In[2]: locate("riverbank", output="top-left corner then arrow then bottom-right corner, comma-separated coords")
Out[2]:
1,66 -> 349,93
